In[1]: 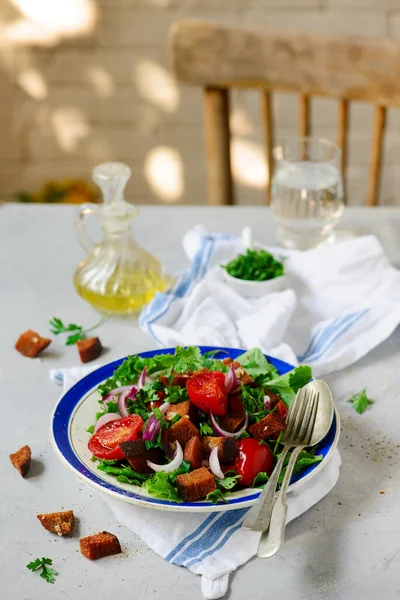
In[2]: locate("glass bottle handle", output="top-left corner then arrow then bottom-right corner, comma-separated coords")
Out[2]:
76,203 -> 100,252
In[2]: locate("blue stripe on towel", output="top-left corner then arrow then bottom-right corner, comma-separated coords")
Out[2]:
165,512 -> 220,562
140,232 -> 234,339
298,310 -> 368,363
171,508 -> 248,567
297,315 -> 344,362
306,308 -> 368,363
185,517 -> 246,568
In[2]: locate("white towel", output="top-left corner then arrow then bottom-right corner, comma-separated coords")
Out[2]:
50,365 -> 341,599
140,227 -> 400,377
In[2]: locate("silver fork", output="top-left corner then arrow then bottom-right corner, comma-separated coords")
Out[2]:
243,386 -> 313,531
257,389 -> 320,558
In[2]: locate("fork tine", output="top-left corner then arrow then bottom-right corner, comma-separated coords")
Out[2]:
304,392 -> 319,445
290,388 -> 310,442
296,390 -> 315,441
283,388 -> 303,439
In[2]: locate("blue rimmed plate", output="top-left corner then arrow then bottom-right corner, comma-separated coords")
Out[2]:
50,346 -> 340,513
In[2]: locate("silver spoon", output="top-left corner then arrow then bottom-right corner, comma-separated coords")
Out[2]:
257,379 -> 334,558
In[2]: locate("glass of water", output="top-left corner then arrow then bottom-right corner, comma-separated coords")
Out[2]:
271,137 -> 344,250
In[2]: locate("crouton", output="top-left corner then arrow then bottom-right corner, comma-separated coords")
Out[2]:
263,388 -> 282,406
171,373 -> 191,388
15,330 -> 51,358
168,416 -> 199,446
119,440 -> 162,474
201,436 -> 222,455
219,395 -> 246,432
9,445 -> 31,477
184,436 -> 204,469
165,401 -> 198,423
176,467 -> 216,502
80,531 -> 121,560
249,413 -> 286,440
232,362 -> 254,386
76,337 -> 103,364
37,510 -> 74,536
222,357 -> 234,365
200,436 -> 237,463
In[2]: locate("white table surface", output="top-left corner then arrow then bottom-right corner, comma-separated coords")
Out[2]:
1,204 -> 400,600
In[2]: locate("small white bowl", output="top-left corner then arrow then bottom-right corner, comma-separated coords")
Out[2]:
222,270 -> 288,297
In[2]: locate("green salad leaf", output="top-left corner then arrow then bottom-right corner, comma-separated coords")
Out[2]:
206,489 -> 229,504
266,366 -> 312,407
199,422 -> 214,436
252,472 -> 269,488
347,388 -> 373,414
143,472 -> 182,503
97,461 -> 149,482
222,248 -> 284,282
167,460 -> 191,483
217,475 -> 240,490
241,385 -> 265,415
168,346 -> 204,375
277,450 -> 323,484
97,353 -> 175,397
236,348 -> 278,379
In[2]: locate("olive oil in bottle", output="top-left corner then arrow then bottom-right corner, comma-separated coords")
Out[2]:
74,162 -> 168,315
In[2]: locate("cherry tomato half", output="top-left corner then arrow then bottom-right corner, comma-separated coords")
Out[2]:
186,370 -> 228,416
234,438 -> 275,486
276,400 -> 288,421
88,415 -> 143,460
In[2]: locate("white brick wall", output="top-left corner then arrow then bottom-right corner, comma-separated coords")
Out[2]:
1,0 -> 400,206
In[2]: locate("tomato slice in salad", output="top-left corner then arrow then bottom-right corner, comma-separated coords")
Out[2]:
186,370 -> 228,416
234,438 -> 275,486
88,415 -> 143,460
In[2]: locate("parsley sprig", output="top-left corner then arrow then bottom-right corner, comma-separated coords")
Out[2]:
26,557 -> 57,584
50,316 -> 106,345
222,248 -> 285,282
347,388 -> 373,414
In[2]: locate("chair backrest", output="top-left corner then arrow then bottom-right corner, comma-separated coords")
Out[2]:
170,20 -> 400,206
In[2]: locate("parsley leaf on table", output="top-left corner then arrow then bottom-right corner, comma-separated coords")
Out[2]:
49,315 -> 106,346
27,557 -> 57,584
347,388 -> 373,414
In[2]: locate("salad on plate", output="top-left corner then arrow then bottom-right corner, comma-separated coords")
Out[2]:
87,346 -> 322,504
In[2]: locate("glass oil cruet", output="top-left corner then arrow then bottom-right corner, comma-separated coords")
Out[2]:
74,162 -> 168,315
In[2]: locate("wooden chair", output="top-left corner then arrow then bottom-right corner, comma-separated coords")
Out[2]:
170,20 -> 400,206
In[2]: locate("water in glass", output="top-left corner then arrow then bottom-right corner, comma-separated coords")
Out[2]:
271,138 -> 344,250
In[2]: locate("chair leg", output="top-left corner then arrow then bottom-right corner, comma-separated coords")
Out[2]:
204,87 -> 234,206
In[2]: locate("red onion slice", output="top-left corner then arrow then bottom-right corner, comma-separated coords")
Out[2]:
127,385 -> 138,400
142,402 -> 170,442
263,394 -> 272,410
209,447 -> 224,480
94,412 -> 120,433
103,385 -> 136,405
210,412 -> 249,438
147,441 -> 183,473
138,367 -> 146,390
224,364 -> 239,393
118,390 -> 130,417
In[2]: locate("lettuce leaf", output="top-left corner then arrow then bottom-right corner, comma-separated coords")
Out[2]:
236,348 -> 278,378
142,472 -> 183,503
266,366 -> 312,407
277,450 -> 322,484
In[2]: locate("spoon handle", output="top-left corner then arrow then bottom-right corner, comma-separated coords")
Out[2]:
242,226 -> 253,249
242,445 -> 290,531
257,445 -> 304,558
